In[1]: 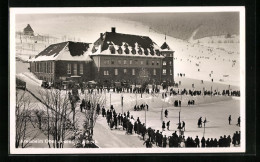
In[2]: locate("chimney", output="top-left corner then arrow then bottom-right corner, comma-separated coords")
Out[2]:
100,33 -> 103,39
111,27 -> 116,33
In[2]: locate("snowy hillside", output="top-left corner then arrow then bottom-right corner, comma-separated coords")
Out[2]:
15,16 -> 240,87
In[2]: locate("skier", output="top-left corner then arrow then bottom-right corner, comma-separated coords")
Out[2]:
228,115 -> 232,125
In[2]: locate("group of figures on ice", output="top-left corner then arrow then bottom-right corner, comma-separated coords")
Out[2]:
97,103 -> 241,148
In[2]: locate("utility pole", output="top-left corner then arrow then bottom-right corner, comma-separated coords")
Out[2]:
110,93 -> 111,108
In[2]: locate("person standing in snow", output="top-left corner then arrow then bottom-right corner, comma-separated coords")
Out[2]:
182,121 -> 186,131
195,136 -> 200,147
228,115 -> 232,125
166,121 -> 170,130
164,109 -> 168,118
162,121 -> 166,131
237,116 -> 240,127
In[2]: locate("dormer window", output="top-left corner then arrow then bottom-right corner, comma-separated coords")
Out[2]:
138,48 -> 142,55
155,50 -> 160,56
150,49 -> 154,55
131,49 -> 136,54
144,49 -> 148,55
117,47 -> 123,54
124,47 -> 129,54
109,45 -> 115,54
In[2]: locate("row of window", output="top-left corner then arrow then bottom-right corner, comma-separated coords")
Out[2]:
103,69 -> 172,76
67,63 -> 84,75
34,62 -> 54,74
109,45 -> 160,56
104,59 -> 161,66
163,61 -> 172,66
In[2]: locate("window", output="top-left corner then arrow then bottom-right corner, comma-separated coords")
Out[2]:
111,60 -> 114,64
170,69 -> 172,75
169,61 -> 172,66
115,69 -> 118,75
45,62 -> 47,73
73,63 -> 77,75
138,49 -> 142,55
118,60 -> 121,64
124,69 -> 127,74
104,70 -> 109,75
135,60 -> 138,64
157,61 -> 160,66
67,63 -> 71,74
51,62 -> 54,73
153,69 -> 156,75
104,59 -> 110,65
124,60 -> 127,65
129,60 -> 132,65
152,61 -> 155,65
132,69 -> 135,75
146,60 -> 149,65
163,69 -> 166,75
131,49 -> 136,54
80,64 -> 83,74
163,61 -> 167,65
140,60 -> 144,65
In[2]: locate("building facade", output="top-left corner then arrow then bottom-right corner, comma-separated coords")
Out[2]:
29,28 -> 174,86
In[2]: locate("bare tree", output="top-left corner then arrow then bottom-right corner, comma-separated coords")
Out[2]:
73,92 -> 105,148
15,90 -> 40,148
38,88 -> 74,148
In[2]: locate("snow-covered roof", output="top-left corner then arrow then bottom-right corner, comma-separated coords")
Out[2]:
91,31 -> 164,58
160,42 -> 173,51
29,41 -> 93,62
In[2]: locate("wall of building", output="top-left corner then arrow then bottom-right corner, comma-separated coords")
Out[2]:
30,60 -> 94,83
92,55 -> 163,84
161,51 -> 174,83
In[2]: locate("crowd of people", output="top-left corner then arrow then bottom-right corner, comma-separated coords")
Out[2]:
134,104 -> 149,111
99,104 -> 241,148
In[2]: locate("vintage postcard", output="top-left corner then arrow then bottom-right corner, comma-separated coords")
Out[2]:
9,7 -> 245,154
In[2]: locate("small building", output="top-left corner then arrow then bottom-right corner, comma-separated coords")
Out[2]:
29,41 -> 93,86
23,24 -> 34,36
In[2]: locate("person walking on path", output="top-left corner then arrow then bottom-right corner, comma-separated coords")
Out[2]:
228,115 -> 232,125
